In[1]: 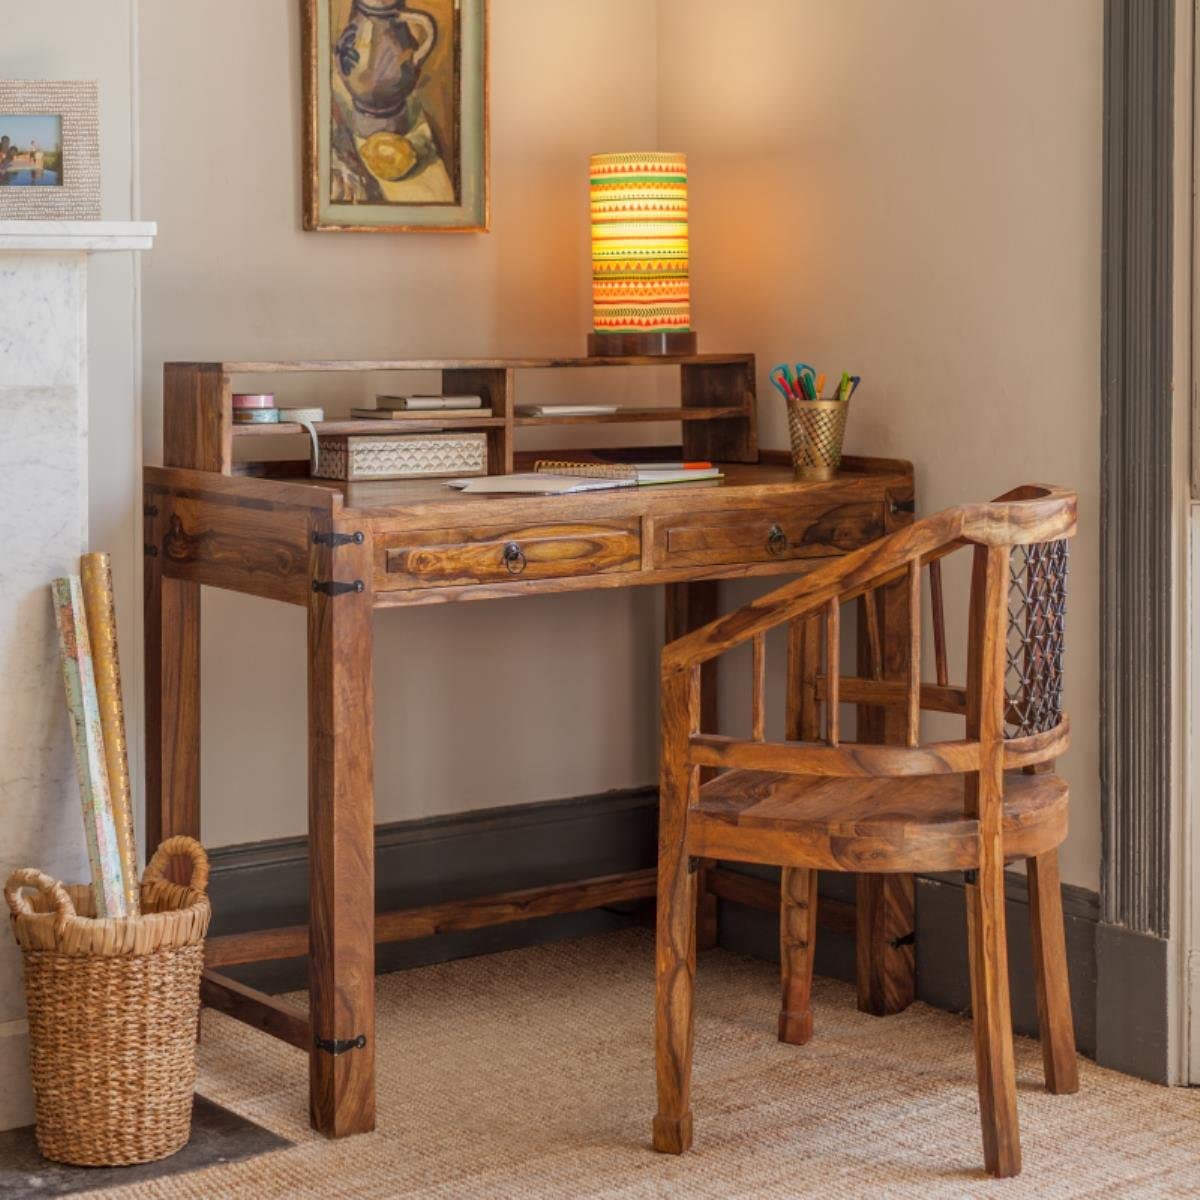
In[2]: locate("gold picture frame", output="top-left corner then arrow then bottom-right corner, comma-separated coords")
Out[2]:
302,0 -> 489,233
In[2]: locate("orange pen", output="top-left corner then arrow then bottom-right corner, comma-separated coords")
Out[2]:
815,373 -> 826,397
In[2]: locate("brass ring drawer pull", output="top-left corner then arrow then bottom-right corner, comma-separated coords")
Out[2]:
502,542 -> 527,575
767,524 -> 787,557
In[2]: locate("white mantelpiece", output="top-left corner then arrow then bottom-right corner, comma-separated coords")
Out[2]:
0,219 -> 155,1131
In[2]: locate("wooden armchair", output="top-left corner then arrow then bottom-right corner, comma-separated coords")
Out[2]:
652,485 -> 1078,1178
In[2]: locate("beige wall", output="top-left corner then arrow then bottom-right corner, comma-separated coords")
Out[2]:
136,0 -> 1103,886
657,0 -> 1103,888
138,0 -> 668,846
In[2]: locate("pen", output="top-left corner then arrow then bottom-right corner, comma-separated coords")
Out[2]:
815,373 -> 826,398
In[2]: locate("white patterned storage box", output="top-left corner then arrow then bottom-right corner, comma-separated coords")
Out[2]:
314,433 -> 488,481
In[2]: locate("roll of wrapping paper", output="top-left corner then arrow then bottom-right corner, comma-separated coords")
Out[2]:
50,577 -> 128,919
80,552 -> 139,915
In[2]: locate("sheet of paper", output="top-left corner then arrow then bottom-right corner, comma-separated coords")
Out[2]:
446,473 -> 636,495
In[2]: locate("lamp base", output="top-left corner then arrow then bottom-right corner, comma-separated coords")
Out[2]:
588,331 -> 698,358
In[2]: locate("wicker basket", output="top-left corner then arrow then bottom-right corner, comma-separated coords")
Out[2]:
5,837 -> 211,1167
786,396 -> 852,481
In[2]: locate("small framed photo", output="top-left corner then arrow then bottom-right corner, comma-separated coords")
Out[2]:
0,81 -> 99,220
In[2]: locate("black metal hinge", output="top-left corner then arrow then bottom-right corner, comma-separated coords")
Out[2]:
312,530 -> 365,548
314,1033 -> 367,1056
312,579 -> 365,597
890,497 -> 916,515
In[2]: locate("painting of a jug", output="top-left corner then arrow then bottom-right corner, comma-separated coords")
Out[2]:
303,0 -> 489,232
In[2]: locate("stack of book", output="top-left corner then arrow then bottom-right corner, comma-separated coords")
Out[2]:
352,395 -> 493,421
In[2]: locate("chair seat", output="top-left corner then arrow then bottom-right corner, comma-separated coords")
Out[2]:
687,767 -> 1069,874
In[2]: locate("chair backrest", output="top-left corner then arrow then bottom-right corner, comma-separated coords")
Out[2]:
662,484 -> 1078,799
1004,538 -> 1069,740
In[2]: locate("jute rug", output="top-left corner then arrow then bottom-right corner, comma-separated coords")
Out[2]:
84,929 -> 1200,1199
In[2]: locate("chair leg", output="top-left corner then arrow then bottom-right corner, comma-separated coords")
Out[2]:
966,860 -> 1021,1178
1027,850 -> 1079,1094
653,846 -> 698,1154
778,867 -> 818,1045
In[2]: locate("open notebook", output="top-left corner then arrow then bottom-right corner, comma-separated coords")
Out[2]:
446,462 -> 724,495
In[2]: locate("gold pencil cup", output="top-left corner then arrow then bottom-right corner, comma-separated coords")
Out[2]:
786,396 -> 851,481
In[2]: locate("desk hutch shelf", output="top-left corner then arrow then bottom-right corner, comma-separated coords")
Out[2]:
166,354 -> 757,478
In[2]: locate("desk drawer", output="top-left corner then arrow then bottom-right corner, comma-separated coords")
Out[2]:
382,520 -> 641,589
653,500 -> 888,569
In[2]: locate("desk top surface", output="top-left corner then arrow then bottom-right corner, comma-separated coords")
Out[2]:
194,455 -> 914,525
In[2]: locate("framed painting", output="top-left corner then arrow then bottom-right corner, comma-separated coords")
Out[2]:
0,81 -> 99,220
302,0 -> 489,233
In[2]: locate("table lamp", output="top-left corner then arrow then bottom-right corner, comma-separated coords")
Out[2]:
588,151 -> 698,357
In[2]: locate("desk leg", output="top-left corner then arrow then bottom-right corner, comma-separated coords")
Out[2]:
144,502 -> 200,861
665,581 -> 719,951
308,528 -> 376,1137
854,584 -> 916,1016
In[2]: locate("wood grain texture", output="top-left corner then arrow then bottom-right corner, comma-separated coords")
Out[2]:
815,676 -> 967,717
661,486 -> 1077,673
1027,850 -> 1079,1095
751,632 -> 766,742
787,616 -> 820,743
307,522 -> 376,1137
653,668 -> 699,1155
204,870 -> 657,968
825,599 -> 840,746
686,769 -> 1068,874
382,520 -> 640,589
929,558 -> 949,686
681,359 -> 757,463
215,354 -> 757,372
688,734 -> 982,777
904,561 -> 921,747
160,495 -> 314,605
706,867 -> 857,937
965,544 -> 1021,1177
778,867 -> 818,1045
164,363 -> 231,474
855,875 -> 915,1016
143,491 -> 200,864
443,368 -> 513,475
201,970 -> 311,1051
653,498 -> 887,571
666,582 -> 720,951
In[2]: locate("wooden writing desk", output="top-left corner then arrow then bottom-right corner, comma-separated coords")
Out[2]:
144,356 -> 915,1137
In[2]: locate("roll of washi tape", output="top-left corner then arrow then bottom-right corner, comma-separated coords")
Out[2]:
233,408 -> 280,424
232,393 -> 276,410
278,408 -> 325,473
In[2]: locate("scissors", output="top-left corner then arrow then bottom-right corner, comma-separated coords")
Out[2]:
769,364 -> 798,401
794,363 -> 817,401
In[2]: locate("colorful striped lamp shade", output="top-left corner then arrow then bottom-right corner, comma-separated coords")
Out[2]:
588,152 -> 698,357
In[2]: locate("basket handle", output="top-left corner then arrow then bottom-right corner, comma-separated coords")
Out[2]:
4,869 -> 77,935
143,836 -> 209,894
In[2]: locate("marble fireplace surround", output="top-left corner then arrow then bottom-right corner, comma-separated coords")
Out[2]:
0,220 -> 155,1130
